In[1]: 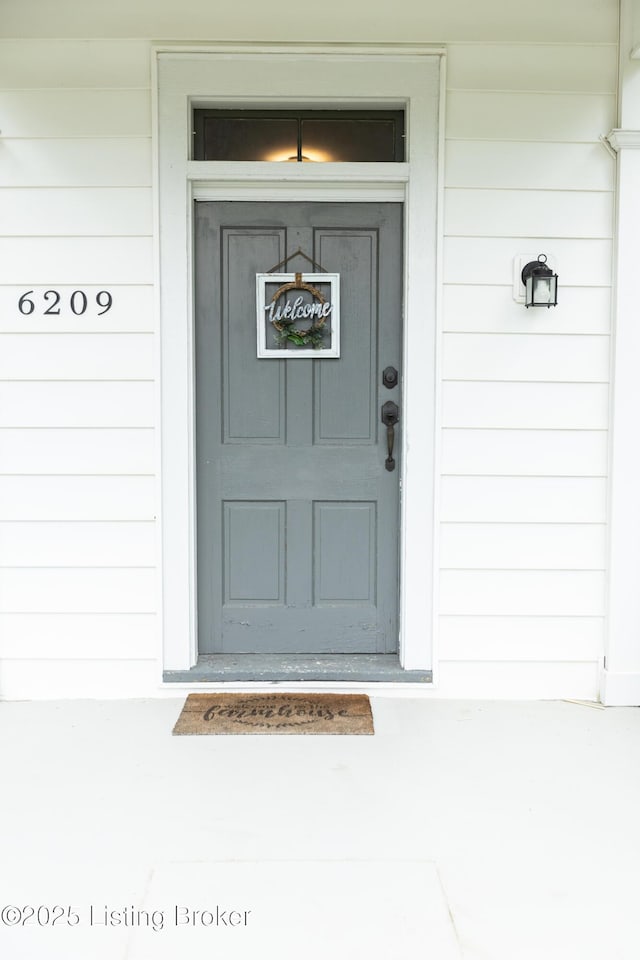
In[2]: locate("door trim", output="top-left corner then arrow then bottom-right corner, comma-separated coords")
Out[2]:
155,44 -> 444,681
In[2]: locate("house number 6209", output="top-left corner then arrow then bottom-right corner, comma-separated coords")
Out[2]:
18,290 -> 113,316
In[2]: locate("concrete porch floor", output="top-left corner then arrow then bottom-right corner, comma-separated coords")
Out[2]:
0,697 -> 639,959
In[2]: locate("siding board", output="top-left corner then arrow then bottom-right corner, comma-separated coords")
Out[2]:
435,661 -> 599,700
0,333 -> 154,380
440,523 -> 606,569
0,238 -> 153,284
0,660 -> 157,700
445,141 -> 615,191
0,40 -> 150,88
0,613 -> 156,660
439,615 -> 603,661
0,613 -> 157,670
441,476 -> 606,523
442,382 -> 609,430
441,428 -> 607,476
0,429 -> 155,474
0,522 -> 155,566
0,476 -> 155,520
0,139 -> 151,188
0,382 -> 154,427
440,570 -> 605,616
446,91 -> 616,141
445,189 -> 613,239
0,568 -> 156,613
443,238 -> 612,286
446,43 -> 617,93
0,188 -> 153,236
443,285 -> 611,334
0,90 -> 151,138
442,333 -> 609,383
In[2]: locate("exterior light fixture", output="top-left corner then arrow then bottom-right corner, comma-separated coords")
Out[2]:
521,254 -> 558,308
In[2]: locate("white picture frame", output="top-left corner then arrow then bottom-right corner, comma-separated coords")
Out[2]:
256,272 -> 341,358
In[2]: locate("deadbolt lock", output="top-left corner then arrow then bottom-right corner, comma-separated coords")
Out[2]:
382,366 -> 398,389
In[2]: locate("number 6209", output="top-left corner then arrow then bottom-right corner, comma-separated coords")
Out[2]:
18,289 -> 113,316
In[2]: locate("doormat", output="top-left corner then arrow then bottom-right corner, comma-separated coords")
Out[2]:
172,693 -> 374,735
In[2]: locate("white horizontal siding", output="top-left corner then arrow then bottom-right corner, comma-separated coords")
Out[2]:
441,429 -> 607,475
0,477 -> 155,521
443,285 -> 611,334
0,189 -> 153,236
0,568 -> 155,613
440,570 -> 605,616
0,42 -> 156,684
0,40 -> 153,602
0,429 -> 155,474
440,524 -> 606,570
0,140 -> 152,187
0,334 -> 153,380
0,40 -> 150,87
435,661 -> 599,701
0,382 -> 155,427
0,522 -> 155,566
444,189 -> 613,239
439,38 -> 614,680
0,238 -> 153,284
446,91 -> 615,141
443,238 -> 612,286
442,382 -> 609,429
0,660 -> 158,700
445,141 -> 615,191
439,616 -> 603,661
446,43 -> 617,93
0,612 -> 156,659
442,333 -> 609,382
441,477 -> 606,523
0,90 -> 151,138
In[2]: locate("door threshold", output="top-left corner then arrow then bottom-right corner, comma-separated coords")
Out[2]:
163,654 -> 432,684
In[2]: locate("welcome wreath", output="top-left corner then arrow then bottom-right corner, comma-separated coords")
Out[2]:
268,272 -> 330,349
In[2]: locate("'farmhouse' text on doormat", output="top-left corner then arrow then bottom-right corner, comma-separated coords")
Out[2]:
172,693 -> 374,735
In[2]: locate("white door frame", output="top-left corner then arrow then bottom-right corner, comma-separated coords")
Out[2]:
155,44 -> 444,678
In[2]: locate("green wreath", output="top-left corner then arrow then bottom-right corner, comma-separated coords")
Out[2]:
270,274 -> 329,349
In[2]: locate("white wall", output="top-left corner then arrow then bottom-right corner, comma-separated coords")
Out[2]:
438,41 -> 617,698
0,5 -> 619,698
0,40 -> 159,696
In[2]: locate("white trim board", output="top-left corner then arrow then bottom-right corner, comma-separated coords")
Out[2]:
155,45 -> 442,678
600,669 -> 640,706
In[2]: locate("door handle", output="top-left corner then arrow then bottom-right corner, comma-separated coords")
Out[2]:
381,401 -> 399,472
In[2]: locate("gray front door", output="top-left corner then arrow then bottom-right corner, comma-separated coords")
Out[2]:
195,201 -> 402,656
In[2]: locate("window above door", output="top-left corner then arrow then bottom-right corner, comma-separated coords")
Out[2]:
192,109 -> 405,162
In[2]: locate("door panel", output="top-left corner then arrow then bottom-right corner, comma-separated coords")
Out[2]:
195,201 -> 402,655
314,501 -> 377,604
313,230 -> 377,443
222,229 -> 286,442
223,501 -> 285,603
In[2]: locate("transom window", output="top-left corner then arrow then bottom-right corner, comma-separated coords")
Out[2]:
193,109 -> 405,162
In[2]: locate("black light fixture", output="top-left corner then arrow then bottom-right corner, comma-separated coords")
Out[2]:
521,254 -> 558,308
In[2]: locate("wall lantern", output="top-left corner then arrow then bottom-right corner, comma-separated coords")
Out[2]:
521,254 -> 558,308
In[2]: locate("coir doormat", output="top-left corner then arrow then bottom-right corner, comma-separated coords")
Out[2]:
172,693 -> 374,735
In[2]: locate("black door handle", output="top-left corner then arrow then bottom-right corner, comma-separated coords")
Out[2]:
381,401 -> 399,472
